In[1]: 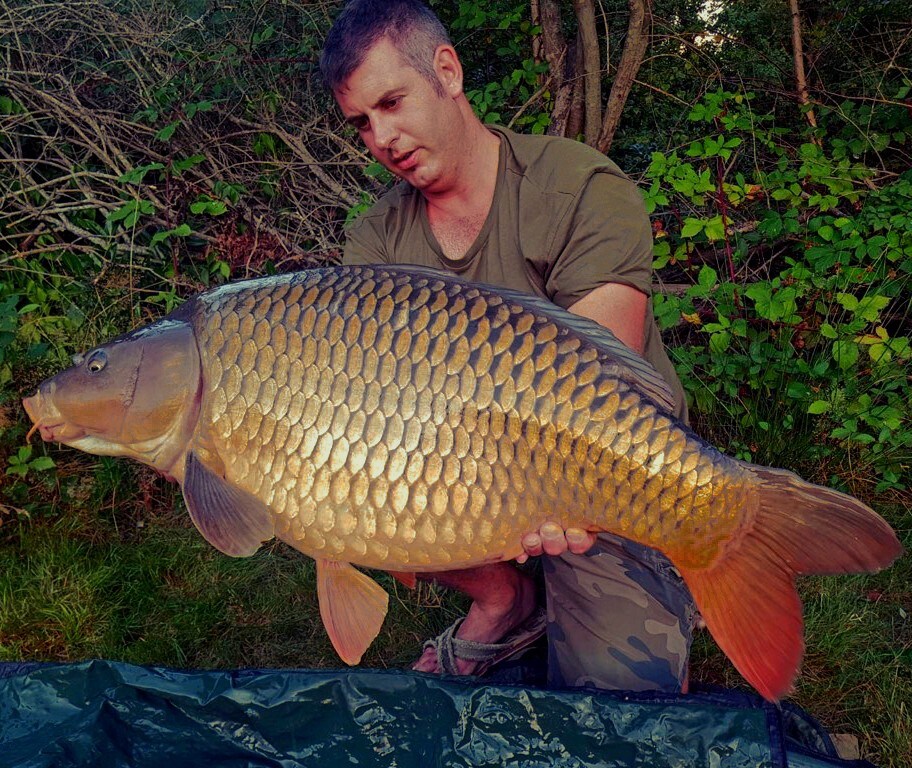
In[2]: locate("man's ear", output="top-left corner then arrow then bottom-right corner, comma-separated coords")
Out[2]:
433,44 -> 463,97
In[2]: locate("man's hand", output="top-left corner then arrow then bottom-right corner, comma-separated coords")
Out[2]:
516,522 -> 597,564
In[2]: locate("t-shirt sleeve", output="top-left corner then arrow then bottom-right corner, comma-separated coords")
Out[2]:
342,215 -> 390,266
544,171 -> 654,310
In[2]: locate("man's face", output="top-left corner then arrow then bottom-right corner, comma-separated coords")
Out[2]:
333,37 -> 459,193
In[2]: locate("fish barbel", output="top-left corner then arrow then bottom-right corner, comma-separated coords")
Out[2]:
22,265 -> 901,700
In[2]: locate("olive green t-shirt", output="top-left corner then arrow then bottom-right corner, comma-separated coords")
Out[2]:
343,125 -> 686,420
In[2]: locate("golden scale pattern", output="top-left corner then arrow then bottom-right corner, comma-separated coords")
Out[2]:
192,267 -> 749,572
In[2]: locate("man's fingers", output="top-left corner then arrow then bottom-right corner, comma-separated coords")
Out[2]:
539,522 -> 567,556
521,532 -> 544,559
516,524 -> 597,563
566,528 -> 597,554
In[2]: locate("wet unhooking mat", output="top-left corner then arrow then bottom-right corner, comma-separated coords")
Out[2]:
0,660 -> 874,768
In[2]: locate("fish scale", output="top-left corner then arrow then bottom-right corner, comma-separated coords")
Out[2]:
23,264 -> 901,700
193,268 -> 740,571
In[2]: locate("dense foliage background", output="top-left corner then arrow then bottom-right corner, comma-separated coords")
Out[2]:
1,1 -> 909,764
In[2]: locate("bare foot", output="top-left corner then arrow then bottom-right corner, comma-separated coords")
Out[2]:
412,568 -> 538,675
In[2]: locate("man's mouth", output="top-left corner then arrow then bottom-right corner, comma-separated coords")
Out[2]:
392,149 -> 418,171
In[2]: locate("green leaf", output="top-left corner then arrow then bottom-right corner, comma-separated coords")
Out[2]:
819,323 -> 838,339
155,122 -> 179,142
150,224 -> 191,246
681,218 -> 704,238
107,201 -> 137,223
808,401 -> 831,415
836,293 -> 859,311
833,340 -> 859,370
29,456 -> 56,471
172,154 -> 206,174
190,200 -> 228,216
698,266 -> 718,288
709,330 -> 730,354
703,215 -> 726,241
118,163 -> 164,185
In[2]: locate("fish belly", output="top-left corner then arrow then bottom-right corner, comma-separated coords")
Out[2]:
194,267 -> 748,572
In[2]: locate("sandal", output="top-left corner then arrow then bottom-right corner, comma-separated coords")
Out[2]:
418,607 -> 548,676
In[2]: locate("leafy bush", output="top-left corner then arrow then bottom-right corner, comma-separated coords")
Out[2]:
644,90 -> 911,490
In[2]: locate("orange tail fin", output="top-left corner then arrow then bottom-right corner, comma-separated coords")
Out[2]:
678,466 -> 902,701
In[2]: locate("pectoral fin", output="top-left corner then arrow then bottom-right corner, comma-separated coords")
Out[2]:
316,559 -> 389,665
182,450 -> 274,557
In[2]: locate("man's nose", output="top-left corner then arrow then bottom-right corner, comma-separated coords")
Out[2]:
373,116 -> 397,150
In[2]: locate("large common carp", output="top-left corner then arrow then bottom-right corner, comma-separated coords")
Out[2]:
23,265 -> 901,700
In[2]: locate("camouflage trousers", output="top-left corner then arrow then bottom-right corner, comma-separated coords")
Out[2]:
541,532 -> 697,691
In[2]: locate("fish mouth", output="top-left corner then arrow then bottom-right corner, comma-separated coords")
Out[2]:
22,392 -> 84,444
35,422 -> 86,443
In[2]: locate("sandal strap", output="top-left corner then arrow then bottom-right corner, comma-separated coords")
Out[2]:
423,609 -> 548,675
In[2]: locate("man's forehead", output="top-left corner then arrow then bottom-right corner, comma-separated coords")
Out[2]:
334,42 -> 424,112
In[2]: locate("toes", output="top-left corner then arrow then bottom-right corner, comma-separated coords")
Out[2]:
411,647 -> 439,673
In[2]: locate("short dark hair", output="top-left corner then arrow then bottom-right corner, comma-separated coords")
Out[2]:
320,0 -> 452,96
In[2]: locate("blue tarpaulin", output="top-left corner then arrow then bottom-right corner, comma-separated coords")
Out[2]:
0,660 -> 872,767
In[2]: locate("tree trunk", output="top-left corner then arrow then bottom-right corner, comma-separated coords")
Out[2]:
538,0 -> 573,137
788,0 -> 819,130
573,0 -> 601,146
536,0 -> 650,148
597,0 -> 652,154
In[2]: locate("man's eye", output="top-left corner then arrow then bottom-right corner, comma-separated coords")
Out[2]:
382,97 -> 400,109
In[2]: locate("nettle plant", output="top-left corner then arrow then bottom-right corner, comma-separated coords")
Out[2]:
645,90 -> 911,491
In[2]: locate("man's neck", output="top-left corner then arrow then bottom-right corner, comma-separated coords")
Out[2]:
424,123 -> 501,221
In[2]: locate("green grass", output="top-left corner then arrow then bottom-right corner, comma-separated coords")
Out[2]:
0,455 -> 468,671
1,438 -> 909,766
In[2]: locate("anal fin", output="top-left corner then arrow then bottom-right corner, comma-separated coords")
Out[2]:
389,571 -> 417,589
317,559 -> 389,665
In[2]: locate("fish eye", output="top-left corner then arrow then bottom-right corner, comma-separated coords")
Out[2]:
86,350 -> 108,373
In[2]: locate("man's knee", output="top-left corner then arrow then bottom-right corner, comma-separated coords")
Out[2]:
542,533 -> 695,691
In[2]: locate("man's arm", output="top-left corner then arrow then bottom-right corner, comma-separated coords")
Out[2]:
567,281 -> 647,354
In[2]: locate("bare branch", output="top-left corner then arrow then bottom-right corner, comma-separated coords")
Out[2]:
597,0 -> 653,154
788,0 -> 819,131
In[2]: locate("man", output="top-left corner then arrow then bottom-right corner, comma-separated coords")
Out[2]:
320,0 -> 694,692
